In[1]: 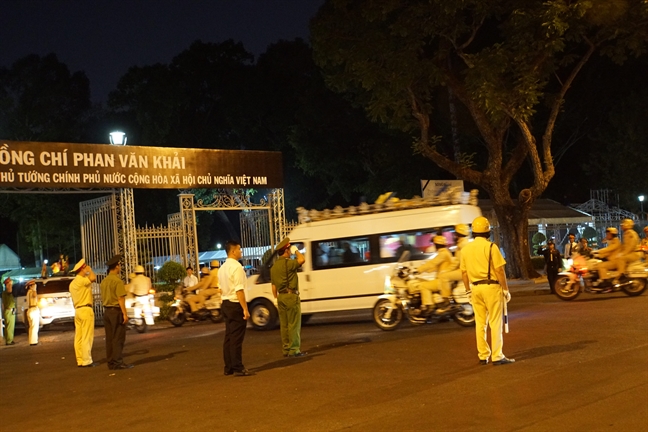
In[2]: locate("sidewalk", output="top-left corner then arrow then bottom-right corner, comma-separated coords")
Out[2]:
508,276 -> 552,296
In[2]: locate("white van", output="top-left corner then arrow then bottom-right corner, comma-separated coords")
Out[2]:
246,201 -> 481,329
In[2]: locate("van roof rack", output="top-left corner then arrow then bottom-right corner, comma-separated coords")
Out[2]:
297,188 -> 479,223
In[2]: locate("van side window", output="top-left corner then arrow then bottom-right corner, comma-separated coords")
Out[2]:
379,229 -> 453,262
313,237 -> 370,269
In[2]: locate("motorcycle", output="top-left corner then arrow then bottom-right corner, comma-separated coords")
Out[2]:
554,252 -> 648,301
168,286 -> 223,327
372,253 -> 475,331
125,289 -> 160,333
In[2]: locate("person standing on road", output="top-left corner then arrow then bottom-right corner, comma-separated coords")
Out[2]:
564,233 -> 578,260
2,277 -> 16,345
271,237 -> 306,358
183,266 -> 198,289
69,259 -> 97,367
460,216 -> 514,366
130,265 -> 154,325
218,240 -> 253,376
26,280 -> 40,346
537,241 -> 562,294
100,255 -> 132,370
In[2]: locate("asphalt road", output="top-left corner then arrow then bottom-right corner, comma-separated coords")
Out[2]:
1,292 -> 647,432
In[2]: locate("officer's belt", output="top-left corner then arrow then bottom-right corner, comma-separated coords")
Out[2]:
76,304 -> 92,309
472,279 -> 499,285
279,288 -> 298,294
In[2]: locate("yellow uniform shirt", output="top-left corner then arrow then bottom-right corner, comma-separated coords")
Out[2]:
460,237 -> 506,283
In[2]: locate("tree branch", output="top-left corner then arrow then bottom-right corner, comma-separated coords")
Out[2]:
542,40 -> 597,174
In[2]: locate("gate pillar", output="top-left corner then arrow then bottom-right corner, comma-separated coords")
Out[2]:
179,193 -> 199,272
116,188 -> 138,278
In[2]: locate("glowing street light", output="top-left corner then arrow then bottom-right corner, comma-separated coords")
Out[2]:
639,195 -> 645,220
109,131 -> 127,145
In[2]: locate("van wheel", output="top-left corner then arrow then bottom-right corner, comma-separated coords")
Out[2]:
250,299 -> 278,331
301,314 -> 313,325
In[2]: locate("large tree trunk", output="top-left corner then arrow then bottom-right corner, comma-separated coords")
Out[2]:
491,201 -> 538,279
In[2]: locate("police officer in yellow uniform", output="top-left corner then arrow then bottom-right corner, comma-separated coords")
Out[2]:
26,280 -> 40,346
100,255 -> 133,370
595,227 -> 621,282
460,216 -> 514,366
69,259 -> 97,367
416,235 -> 454,313
271,237 -> 306,357
616,219 -> 642,278
439,224 -> 470,303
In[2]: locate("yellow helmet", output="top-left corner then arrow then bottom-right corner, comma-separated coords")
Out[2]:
432,235 -> 447,246
455,224 -> 470,236
621,219 -> 634,230
128,273 -> 136,280
472,216 -> 491,234
606,227 -> 618,236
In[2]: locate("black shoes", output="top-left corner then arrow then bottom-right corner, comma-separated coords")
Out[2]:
30,343 -> 38,346
288,352 -> 307,358
493,357 -> 515,366
233,369 -> 256,377
479,359 -> 489,365
6,341 -> 15,346
109,363 -> 134,370
79,362 -> 97,368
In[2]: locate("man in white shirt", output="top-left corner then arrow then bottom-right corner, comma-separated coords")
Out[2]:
218,240 -> 253,377
183,267 -> 198,289
564,233 -> 577,259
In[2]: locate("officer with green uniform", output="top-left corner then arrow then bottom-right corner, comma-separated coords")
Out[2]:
271,237 -> 306,357
2,277 -> 16,345
100,254 -> 133,370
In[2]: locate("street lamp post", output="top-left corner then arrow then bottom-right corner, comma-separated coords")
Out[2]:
639,195 -> 645,221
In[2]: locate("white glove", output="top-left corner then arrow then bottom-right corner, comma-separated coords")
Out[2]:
504,291 -> 511,303
290,245 -> 299,255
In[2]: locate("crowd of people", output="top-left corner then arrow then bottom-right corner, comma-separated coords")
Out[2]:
2,221 -> 647,377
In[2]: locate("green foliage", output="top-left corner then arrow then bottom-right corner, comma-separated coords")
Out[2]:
582,226 -> 598,243
156,261 -> 186,293
311,0 -> 648,278
532,232 -> 547,254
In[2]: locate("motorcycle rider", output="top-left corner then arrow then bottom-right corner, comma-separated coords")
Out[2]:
615,219 -> 642,279
186,260 -> 220,316
129,265 -> 154,325
595,227 -> 622,284
438,224 -> 470,301
416,235 -> 454,314
642,226 -> 648,260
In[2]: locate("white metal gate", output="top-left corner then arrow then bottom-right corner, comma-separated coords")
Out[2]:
135,213 -> 184,284
79,188 -> 137,323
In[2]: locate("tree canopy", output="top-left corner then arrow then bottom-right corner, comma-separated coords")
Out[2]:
311,0 -> 648,277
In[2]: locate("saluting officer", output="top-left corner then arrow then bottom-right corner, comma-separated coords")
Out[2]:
460,216 -> 514,366
271,237 -> 306,357
69,259 -> 97,367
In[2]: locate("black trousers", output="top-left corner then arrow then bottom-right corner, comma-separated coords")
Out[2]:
547,268 -> 560,293
222,300 -> 247,373
103,307 -> 127,368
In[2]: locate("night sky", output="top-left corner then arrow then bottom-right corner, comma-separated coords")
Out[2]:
0,0 -> 325,254
0,0 -> 325,102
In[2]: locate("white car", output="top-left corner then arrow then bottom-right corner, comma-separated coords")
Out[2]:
15,276 -> 76,328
